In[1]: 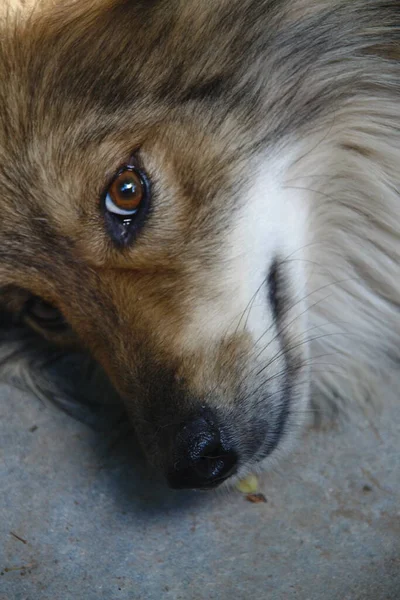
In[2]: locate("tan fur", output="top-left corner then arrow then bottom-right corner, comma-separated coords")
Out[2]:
0,0 -> 399,483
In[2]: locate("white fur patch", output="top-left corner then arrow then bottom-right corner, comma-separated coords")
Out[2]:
182,149 -> 310,355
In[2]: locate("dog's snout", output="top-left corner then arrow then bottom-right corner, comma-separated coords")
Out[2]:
167,415 -> 237,490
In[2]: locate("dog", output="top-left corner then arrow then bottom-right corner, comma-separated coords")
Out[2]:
0,0 -> 399,490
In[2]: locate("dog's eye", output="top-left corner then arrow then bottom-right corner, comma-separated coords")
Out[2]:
105,167 -> 146,216
24,296 -> 67,331
102,163 -> 151,246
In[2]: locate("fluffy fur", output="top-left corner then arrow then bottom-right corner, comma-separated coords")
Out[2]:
0,0 -> 399,484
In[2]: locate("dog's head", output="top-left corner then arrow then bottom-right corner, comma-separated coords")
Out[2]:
0,0 -> 314,488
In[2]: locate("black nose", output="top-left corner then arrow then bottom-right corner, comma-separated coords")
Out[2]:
167,415 -> 237,490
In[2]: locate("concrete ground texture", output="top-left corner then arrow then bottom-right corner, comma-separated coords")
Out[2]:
1,380 -> 399,600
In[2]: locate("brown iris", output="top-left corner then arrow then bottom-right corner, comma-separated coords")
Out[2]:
106,167 -> 145,215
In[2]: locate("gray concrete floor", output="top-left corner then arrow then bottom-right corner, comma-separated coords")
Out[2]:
1,381 -> 399,600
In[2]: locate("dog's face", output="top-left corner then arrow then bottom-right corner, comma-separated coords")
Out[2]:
0,0 -> 312,488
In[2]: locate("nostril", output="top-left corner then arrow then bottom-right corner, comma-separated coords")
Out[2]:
182,418 -> 220,462
167,415 -> 238,490
194,448 -> 235,482
193,442 -> 223,474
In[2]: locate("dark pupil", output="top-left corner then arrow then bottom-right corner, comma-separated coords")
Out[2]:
119,177 -> 138,198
